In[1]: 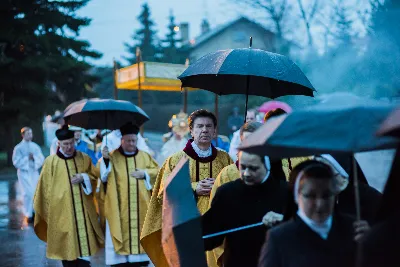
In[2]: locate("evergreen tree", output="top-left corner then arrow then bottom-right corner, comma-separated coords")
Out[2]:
0,0 -> 100,165
161,10 -> 185,64
124,3 -> 160,63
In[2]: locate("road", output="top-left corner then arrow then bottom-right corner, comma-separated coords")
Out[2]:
0,131 -> 165,267
0,133 -> 395,266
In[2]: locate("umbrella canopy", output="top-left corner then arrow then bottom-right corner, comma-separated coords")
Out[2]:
64,98 -> 149,130
239,102 -> 399,159
162,156 -> 207,267
377,107 -> 400,137
178,48 -> 315,98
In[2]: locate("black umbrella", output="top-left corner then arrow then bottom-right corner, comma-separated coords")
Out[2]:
239,100 -> 399,220
162,156 -> 207,267
63,98 -> 149,130
178,37 -> 315,119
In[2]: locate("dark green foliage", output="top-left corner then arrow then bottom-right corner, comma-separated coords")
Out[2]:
0,0 -> 100,165
124,3 -> 160,63
161,10 -> 186,64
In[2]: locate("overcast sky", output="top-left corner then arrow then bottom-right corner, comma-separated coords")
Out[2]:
77,0 -> 370,66
78,0 -> 244,66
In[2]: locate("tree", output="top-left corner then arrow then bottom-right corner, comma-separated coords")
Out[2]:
295,0 -> 320,47
0,0 -> 100,165
124,3 -> 160,64
161,10 -> 185,64
333,1 -> 354,48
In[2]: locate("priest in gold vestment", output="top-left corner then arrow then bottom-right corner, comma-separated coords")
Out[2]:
34,126 -> 104,267
141,110 -> 232,267
99,123 -> 159,266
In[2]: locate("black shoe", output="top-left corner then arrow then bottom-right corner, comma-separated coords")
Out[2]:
27,216 -> 34,223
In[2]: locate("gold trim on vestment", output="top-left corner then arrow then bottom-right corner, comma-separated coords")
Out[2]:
126,157 -> 140,254
66,159 -> 90,257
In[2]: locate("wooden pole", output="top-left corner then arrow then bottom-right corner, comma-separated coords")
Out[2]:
113,58 -> 118,100
183,58 -> 189,113
136,47 -> 144,136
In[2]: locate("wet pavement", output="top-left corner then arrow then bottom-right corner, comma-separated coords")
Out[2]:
0,177 -> 106,266
0,132 -> 164,267
0,134 -> 394,266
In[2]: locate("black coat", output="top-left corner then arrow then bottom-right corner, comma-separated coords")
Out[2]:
361,212 -> 400,267
202,177 -> 288,267
258,214 -> 356,267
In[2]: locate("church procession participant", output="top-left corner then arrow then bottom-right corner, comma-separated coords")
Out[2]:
258,160 -> 369,267
70,126 -> 100,165
202,150 -> 288,267
12,127 -> 45,223
33,125 -> 104,267
99,122 -> 159,267
228,109 -> 257,161
210,121 -> 263,201
141,109 -> 233,267
157,111 -> 190,164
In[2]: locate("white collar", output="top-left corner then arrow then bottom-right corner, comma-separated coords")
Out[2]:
297,209 -> 333,240
59,148 -> 74,158
123,149 -> 137,155
191,141 -> 212,158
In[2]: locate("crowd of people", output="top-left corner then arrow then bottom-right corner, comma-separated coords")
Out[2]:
11,100 -> 397,267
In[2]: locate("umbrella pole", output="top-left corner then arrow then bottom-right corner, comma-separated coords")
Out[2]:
244,76 -> 249,124
215,94 -> 218,147
183,88 -> 188,113
352,155 -> 362,267
244,37 -> 253,124
352,155 -> 361,221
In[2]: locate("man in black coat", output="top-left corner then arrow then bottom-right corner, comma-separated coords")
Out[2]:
202,151 -> 288,267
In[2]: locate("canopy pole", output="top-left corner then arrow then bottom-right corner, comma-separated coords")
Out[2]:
113,58 -> 118,100
215,94 -> 219,147
136,47 -> 144,136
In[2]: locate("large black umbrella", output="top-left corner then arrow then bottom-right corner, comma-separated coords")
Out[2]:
63,98 -> 149,130
239,102 -> 398,158
162,156 -> 207,267
239,100 -> 398,220
178,38 -> 315,118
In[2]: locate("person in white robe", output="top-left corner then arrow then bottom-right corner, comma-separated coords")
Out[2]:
156,114 -> 189,164
228,109 -> 256,161
12,127 -> 45,221
101,129 -> 153,155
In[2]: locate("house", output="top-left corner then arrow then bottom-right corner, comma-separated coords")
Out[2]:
180,16 -> 291,62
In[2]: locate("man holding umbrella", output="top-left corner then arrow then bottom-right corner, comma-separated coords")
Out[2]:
99,122 -> 159,267
141,109 -> 233,267
33,125 -> 104,267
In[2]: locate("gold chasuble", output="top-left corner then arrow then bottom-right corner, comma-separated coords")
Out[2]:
102,147 -> 159,255
141,140 -> 232,267
34,150 -> 104,261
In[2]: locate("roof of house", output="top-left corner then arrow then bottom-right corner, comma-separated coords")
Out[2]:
182,16 -> 275,50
